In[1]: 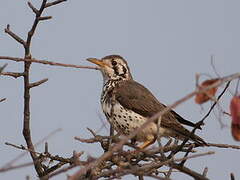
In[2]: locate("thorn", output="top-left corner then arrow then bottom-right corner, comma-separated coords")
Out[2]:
29,78 -> 48,88
44,142 -> 48,154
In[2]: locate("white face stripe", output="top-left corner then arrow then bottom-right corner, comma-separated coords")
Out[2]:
101,57 -> 132,82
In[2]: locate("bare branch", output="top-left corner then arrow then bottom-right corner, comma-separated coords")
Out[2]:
38,16 -> 52,21
46,164 -> 77,179
146,175 -> 169,180
0,56 -> 99,70
45,0 -> 67,8
207,143 -> 240,150
69,73 -> 240,179
1,128 -> 61,168
5,142 -> 76,164
4,25 -> 26,47
25,0 -> 47,56
0,72 -> 24,78
27,2 -> 38,14
203,167 -> 208,177
2,0 -> 239,179
0,162 -> 33,173
0,63 -> 7,73
29,78 -> 48,88
230,173 -> 235,180
171,163 -> 209,180
168,81 -> 231,159
96,151 -> 214,180
0,98 -> 6,103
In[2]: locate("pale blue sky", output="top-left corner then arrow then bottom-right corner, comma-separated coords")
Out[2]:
1,1 -> 240,179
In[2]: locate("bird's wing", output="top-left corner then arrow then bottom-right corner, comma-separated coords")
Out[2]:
115,80 -> 200,129
115,80 -> 164,117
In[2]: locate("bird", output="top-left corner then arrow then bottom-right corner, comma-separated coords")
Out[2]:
87,55 -> 206,149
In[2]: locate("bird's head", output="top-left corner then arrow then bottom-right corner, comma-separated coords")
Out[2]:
87,55 -> 132,82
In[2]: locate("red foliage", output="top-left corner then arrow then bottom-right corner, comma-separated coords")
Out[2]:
195,79 -> 220,104
230,96 -> 240,141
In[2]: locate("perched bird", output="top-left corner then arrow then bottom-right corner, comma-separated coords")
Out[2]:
87,55 -> 205,149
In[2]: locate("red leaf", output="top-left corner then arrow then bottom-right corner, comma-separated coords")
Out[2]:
231,123 -> 240,141
195,79 -> 220,104
230,95 -> 240,141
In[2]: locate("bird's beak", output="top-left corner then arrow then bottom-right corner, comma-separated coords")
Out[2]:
87,58 -> 107,67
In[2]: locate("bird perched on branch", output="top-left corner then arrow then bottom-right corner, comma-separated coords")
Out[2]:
87,55 -> 206,149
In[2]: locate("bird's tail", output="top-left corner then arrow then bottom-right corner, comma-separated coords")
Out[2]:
189,133 -> 208,146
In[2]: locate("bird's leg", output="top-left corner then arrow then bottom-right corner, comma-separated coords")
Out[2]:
138,138 -> 156,149
108,125 -> 114,151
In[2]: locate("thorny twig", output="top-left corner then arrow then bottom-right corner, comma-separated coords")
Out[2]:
0,63 -> 7,73
73,127 -> 240,180
0,162 -> 34,173
3,0 -> 67,178
1,128 -> 62,170
0,98 -> 6,103
0,72 -> 25,78
168,81 -> 231,159
2,1 -> 240,180
69,73 -> 240,180
0,56 -> 99,70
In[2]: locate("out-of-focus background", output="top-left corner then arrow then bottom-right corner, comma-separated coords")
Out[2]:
1,1 -> 240,179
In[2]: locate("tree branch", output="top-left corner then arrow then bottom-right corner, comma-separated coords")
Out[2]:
69,73 -> 240,180
0,56 -> 99,70
168,81 -> 231,159
4,25 -> 26,47
29,78 -> 48,88
1,128 -> 62,169
0,98 -> 6,103
27,2 -> 38,14
45,0 -> 67,8
0,72 -> 24,78
0,162 -> 33,173
0,63 -> 7,73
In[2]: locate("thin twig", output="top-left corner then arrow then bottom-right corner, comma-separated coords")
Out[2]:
179,144 -> 195,166
69,73 -> 240,180
230,173 -> 235,180
2,128 -> 61,169
211,55 -> 221,78
21,0 -> 48,176
0,63 -> 7,73
97,151 -> 214,180
5,142 -> 75,164
0,162 -> 33,173
46,164 -> 77,179
0,56 -> 99,70
201,81 -> 230,122
27,2 -> 38,14
168,81 -> 231,159
38,16 -> 52,21
147,174 -> 169,180
235,78 -> 240,96
0,98 -> 6,103
4,25 -> 26,47
202,167 -> 208,177
171,163 -> 209,180
45,0 -> 67,8
207,143 -> 240,150
29,78 -> 48,88
0,72 -> 24,78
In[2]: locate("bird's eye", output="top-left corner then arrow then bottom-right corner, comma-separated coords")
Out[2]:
111,60 -> 117,66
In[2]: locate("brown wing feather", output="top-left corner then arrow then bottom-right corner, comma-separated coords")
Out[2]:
115,80 -> 205,144
115,80 -> 200,128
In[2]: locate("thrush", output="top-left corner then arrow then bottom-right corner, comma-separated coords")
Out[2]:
87,55 -> 206,149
